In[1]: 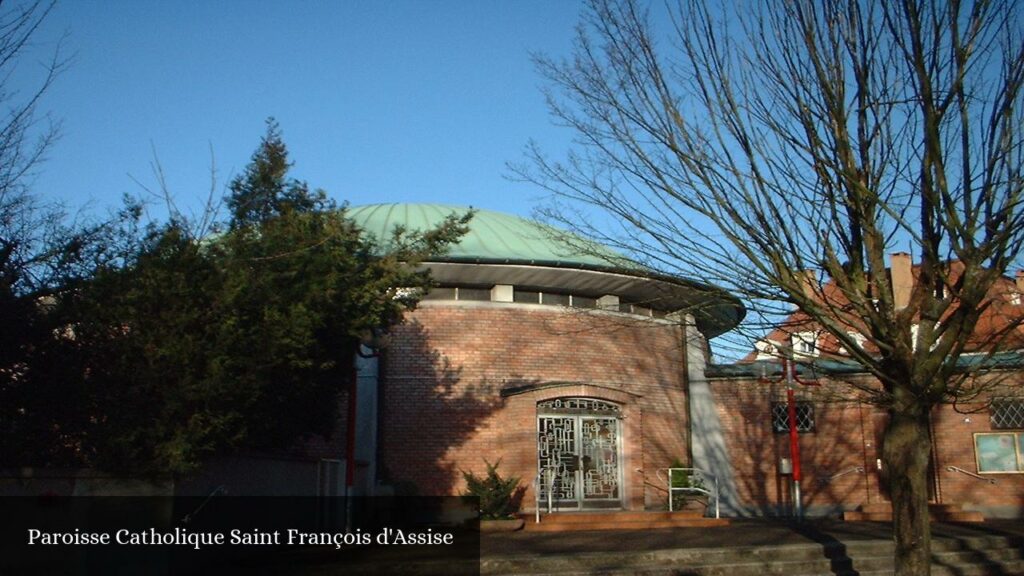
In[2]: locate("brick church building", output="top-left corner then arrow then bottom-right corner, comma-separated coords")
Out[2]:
334,204 -> 1023,520
175,203 -> 1022,521
341,203 -> 743,512
10,203 -> 1019,519
325,204 -> 1024,520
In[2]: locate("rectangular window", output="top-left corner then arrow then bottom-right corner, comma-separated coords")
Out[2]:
632,305 -> 653,317
791,332 -> 819,356
513,290 -> 541,304
618,300 -> 652,316
570,295 -> 597,309
422,287 -> 456,301
974,432 -> 1024,473
771,402 -> 815,433
991,398 -> 1024,429
456,287 -> 492,301
541,292 -> 571,306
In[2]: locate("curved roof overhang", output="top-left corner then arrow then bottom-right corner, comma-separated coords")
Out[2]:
346,203 -> 744,338
424,260 -> 744,339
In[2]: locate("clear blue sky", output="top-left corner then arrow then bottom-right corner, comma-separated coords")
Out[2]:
19,1 -> 585,222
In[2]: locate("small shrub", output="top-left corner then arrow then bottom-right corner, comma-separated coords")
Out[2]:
461,459 -> 524,520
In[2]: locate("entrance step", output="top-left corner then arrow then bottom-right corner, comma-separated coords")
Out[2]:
525,511 -> 729,532
479,533 -> 1024,575
844,502 -> 985,522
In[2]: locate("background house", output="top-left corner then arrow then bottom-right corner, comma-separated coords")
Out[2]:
705,254 -> 1024,519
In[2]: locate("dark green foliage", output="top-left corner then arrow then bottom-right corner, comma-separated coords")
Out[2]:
0,199 -> 142,469
226,118 -> 330,228
0,120 -> 471,477
461,460 -> 524,520
68,225 -> 245,475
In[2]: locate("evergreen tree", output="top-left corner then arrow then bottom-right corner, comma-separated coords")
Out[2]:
7,123 -> 472,477
226,117 -> 330,228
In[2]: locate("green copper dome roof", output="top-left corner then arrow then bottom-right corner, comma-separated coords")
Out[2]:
346,203 -> 745,337
347,203 -> 624,269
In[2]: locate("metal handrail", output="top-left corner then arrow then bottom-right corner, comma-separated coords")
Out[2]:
534,467 -> 556,523
661,467 -> 719,519
179,485 -> 226,524
818,466 -> 864,484
946,465 -> 997,485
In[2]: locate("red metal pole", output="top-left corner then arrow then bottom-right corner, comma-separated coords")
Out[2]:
786,360 -> 803,519
787,387 -> 802,484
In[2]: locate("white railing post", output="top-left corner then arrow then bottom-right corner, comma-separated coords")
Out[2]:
946,465 -> 997,485
534,467 -> 556,523
534,471 -> 542,523
535,471 -> 540,524
665,467 -> 719,518
714,476 -> 719,519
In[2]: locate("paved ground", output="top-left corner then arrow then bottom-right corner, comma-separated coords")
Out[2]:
480,519 -> 1024,558
235,519 -> 1024,575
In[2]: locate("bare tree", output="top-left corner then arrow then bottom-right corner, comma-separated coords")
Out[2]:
519,0 -> 1024,574
0,0 -> 75,295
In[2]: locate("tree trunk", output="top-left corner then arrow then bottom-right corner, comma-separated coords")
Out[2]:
882,410 -> 933,576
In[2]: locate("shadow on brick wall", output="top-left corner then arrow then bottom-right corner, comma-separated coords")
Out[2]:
708,379 -> 879,516
745,396 -> 877,516
375,319 -> 505,496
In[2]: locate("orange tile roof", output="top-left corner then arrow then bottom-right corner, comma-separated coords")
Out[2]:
742,261 -> 1024,362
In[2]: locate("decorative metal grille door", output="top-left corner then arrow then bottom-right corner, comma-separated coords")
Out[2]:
580,417 -> 619,500
538,398 -> 622,509
538,416 -> 578,502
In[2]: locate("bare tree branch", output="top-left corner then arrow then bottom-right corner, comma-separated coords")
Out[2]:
517,1 -> 1024,573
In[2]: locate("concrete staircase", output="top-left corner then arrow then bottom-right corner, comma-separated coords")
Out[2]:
525,511 -> 730,532
479,534 -> 1024,575
844,502 -> 985,523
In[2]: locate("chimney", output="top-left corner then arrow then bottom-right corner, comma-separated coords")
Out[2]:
891,252 -> 912,309
1016,270 -> 1024,295
800,269 -> 818,299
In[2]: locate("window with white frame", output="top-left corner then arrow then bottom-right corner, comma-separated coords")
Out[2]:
791,331 -> 819,357
909,323 -> 941,352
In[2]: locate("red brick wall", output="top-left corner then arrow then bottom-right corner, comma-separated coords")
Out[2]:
708,377 -> 876,514
710,375 -> 1024,516
932,399 -> 1024,515
375,302 -> 691,510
